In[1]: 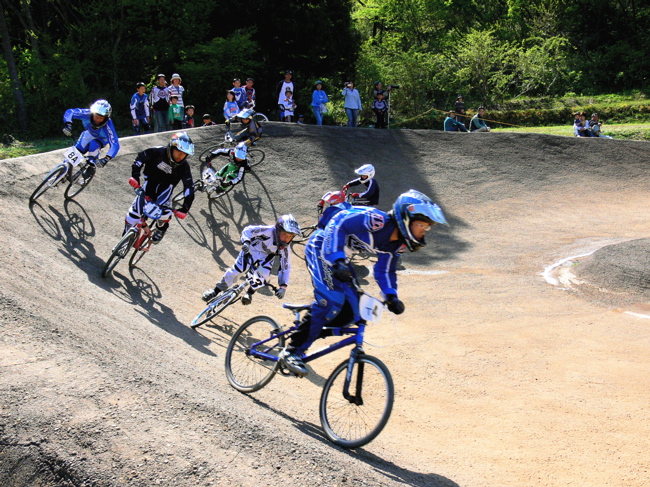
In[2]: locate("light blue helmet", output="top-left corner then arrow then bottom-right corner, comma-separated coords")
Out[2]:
391,189 -> 448,251
89,99 -> 112,129
168,131 -> 194,165
233,141 -> 248,160
236,108 -> 255,120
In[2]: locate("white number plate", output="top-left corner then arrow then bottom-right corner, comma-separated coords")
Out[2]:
359,294 -> 384,323
247,269 -> 266,290
63,146 -> 85,167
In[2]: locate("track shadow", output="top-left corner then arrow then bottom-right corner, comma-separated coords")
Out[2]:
247,395 -> 459,487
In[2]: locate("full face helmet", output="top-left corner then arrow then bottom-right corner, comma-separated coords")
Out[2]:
317,190 -> 347,215
354,164 -> 375,180
391,189 -> 448,252
168,131 -> 195,166
233,141 -> 248,161
236,108 -> 255,124
89,99 -> 112,129
275,214 -> 302,248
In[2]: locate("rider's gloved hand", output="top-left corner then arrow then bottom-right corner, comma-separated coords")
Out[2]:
129,177 -> 140,189
385,294 -> 405,315
342,184 -> 349,191
241,241 -> 251,254
275,286 -> 287,299
332,259 -> 353,282
350,193 -> 360,198
95,156 -> 110,168
62,122 -> 73,137
174,210 -> 187,220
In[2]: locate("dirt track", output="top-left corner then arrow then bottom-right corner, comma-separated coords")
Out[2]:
1,124 -> 649,487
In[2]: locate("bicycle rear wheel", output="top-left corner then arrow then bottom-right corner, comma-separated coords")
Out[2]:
252,113 -> 269,123
208,182 -> 235,200
319,354 -> 394,449
191,288 -> 240,328
129,233 -> 152,268
102,230 -> 137,278
247,149 -> 265,167
64,163 -> 94,199
294,224 -> 317,243
225,315 -> 284,393
29,164 -> 67,203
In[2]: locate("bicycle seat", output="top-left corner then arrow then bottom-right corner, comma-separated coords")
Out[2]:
282,303 -> 311,312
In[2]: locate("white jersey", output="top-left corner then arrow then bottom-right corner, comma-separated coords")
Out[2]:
242,225 -> 291,286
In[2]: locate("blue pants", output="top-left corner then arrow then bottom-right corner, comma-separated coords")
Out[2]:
312,106 -> 323,125
153,110 -> 170,133
133,117 -> 151,135
345,108 -> 359,127
75,132 -> 104,160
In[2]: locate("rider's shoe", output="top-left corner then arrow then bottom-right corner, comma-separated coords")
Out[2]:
280,349 -> 308,377
202,288 -> 220,302
81,163 -> 96,183
240,291 -> 253,305
151,223 -> 168,244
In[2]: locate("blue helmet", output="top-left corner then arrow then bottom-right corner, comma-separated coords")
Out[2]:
391,189 -> 448,251
233,141 -> 248,160
168,132 -> 194,166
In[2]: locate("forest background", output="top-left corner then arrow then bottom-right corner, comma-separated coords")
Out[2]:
1,0 -> 649,138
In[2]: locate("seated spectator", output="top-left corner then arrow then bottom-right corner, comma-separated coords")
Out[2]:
444,111 -> 467,132
574,111 -> 591,137
469,106 -> 491,132
202,114 -> 217,126
297,114 -> 305,124
587,113 -> 613,138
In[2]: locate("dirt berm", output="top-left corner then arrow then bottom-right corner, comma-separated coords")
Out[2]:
1,124 -> 648,487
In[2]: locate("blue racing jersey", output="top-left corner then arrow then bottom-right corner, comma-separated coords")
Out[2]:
63,108 -> 120,159
321,206 -> 406,296
130,92 -> 150,120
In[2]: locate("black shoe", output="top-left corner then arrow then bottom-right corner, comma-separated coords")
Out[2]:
82,164 -> 96,182
280,350 -> 308,377
240,292 -> 253,305
202,288 -> 220,302
151,228 -> 166,244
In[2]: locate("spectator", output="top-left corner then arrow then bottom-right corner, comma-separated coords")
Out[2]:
444,111 -> 467,132
469,106 -> 491,132
371,90 -> 388,129
168,73 -> 185,108
223,90 -> 239,122
130,82 -> 151,135
587,113 -> 613,138
232,78 -> 246,109
183,105 -> 195,129
574,111 -> 590,137
201,114 -> 216,126
281,88 -> 297,122
168,96 -> 183,130
455,94 -> 466,125
311,80 -> 329,126
373,81 -> 394,100
276,70 -> 294,121
297,114 -> 305,124
243,78 -> 256,109
150,74 -> 170,132
341,80 -> 362,127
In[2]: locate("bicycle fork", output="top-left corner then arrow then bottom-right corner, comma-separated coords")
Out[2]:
343,346 -> 365,406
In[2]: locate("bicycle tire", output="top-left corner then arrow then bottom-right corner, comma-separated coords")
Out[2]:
207,182 -> 235,200
252,113 -> 269,123
247,148 -> 265,167
198,144 -> 224,163
29,164 -> 67,203
191,288 -> 240,329
319,354 -> 394,449
128,234 -> 152,268
172,180 -> 203,208
101,230 -> 137,278
294,225 -> 317,243
64,163 -> 94,199
225,315 -> 284,393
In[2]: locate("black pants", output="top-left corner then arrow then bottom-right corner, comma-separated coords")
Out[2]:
374,111 -> 387,129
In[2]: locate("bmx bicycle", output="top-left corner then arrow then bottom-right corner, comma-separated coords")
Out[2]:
224,277 -> 394,449
190,260 -> 277,329
101,187 -> 183,277
29,145 -> 100,202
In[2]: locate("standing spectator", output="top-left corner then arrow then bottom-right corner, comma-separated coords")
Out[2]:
373,81 -> 393,100
130,82 -> 151,135
444,111 -> 467,132
341,80 -> 362,127
455,95 -> 466,125
243,78 -> 256,109
232,78 -> 246,109
151,74 -> 170,132
469,106 -> 491,132
201,114 -> 216,126
183,105 -> 195,129
223,90 -> 239,122
281,88 -> 297,122
168,96 -> 183,130
371,90 -> 388,129
276,70 -> 295,121
168,73 -> 185,108
311,80 -> 329,126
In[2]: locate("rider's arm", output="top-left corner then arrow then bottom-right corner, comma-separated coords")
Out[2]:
130,94 -> 138,120
344,177 -> 362,189
322,210 -> 369,265
63,108 -> 89,125
277,247 -> 291,287
104,120 -> 120,159
178,163 -> 195,213
131,148 -> 151,180
373,251 -> 399,297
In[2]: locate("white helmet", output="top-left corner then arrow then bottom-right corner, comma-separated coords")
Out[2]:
355,164 -> 375,179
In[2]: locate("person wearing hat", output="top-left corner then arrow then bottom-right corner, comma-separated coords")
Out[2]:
454,94 -> 466,125
150,74 -> 170,132
276,70 -> 295,121
281,88 -> 297,122
168,73 -> 185,108
130,82 -> 151,135
311,80 -> 329,125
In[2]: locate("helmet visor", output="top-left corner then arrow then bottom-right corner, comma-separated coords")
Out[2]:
408,202 -> 448,225
175,137 -> 195,156
234,145 -> 247,160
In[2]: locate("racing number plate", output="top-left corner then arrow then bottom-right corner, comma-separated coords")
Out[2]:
63,146 -> 85,167
359,294 -> 384,323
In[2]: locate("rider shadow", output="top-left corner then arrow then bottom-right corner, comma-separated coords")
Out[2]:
246,396 -> 459,487
194,314 -> 240,348
175,210 -> 210,250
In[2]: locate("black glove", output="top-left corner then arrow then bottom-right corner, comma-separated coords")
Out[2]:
95,156 -> 110,168
385,294 -> 405,315
241,241 -> 250,254
62,122 -> 73,137
331,259 -> 352,282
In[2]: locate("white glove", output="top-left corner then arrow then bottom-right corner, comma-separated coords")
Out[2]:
275,287 -> 286,299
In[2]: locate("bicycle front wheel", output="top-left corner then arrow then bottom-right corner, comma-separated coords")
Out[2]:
247,149 -> 265,167
225,316 -> 285,393
320,354 -> 394,449
208,182 -> 235,200
102,230 -> 137,278
64,163 -> 94,199
29,164 -> 67,203
128,233 -> 152,268
191,288 -> 240,329
294,224 -> 317,243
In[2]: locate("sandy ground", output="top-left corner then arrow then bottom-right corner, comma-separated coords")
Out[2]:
1,124 -> 648,487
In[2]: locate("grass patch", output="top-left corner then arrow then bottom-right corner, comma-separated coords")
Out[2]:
0,137 -> 70,160
492,123 -> 650,141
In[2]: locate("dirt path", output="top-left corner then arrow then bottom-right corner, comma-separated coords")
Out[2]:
1,125 -> 648,486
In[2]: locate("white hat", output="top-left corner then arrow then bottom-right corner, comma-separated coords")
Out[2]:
171,73 -> 182,81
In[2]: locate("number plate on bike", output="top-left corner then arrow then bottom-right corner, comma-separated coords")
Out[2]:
359,294 -> 384,323
246,269 -> 266,290
143,201 -> 163,220
63,146 -> 85,167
